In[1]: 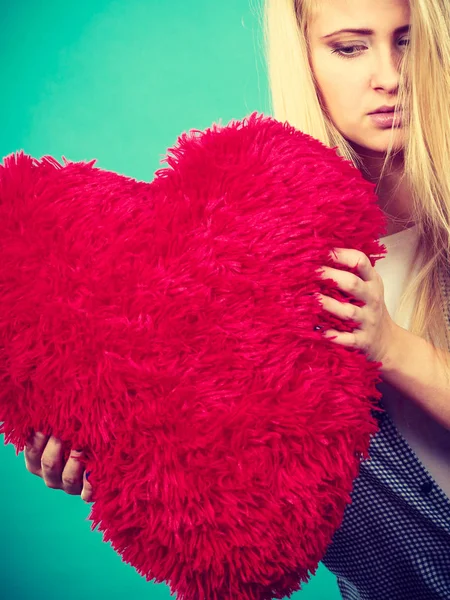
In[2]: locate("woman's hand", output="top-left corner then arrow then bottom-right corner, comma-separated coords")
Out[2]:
317,247 -> 399,366
24,432 -> 93,503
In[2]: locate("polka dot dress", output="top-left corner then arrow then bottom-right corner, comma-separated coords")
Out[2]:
321,260 -> 450,599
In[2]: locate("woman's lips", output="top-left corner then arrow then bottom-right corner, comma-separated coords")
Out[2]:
369,109 -> 403,128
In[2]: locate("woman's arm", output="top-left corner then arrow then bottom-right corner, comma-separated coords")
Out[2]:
381,324 -> 450,431
317,248 -> 450,430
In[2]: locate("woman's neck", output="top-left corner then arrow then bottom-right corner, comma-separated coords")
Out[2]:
354,147 -> 415,236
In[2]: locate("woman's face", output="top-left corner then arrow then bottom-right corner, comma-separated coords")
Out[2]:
307,0 -> 410,156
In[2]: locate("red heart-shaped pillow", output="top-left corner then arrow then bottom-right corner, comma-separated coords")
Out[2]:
0,112 -> 386,599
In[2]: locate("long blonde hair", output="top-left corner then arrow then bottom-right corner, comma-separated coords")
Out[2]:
260,0 -> 450,356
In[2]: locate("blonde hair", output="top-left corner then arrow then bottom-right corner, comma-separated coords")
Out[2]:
260,0 -> 450,359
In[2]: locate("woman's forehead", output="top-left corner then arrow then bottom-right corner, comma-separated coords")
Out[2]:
307,0 -> 410,34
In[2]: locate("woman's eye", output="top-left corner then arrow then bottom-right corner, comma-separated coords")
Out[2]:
331,45 -> 366,59
331,37 -> 410,59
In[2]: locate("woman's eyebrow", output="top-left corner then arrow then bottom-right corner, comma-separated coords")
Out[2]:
321,24 -> 410,40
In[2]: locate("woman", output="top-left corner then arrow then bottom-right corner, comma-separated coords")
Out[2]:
24,0 -> 450,597
264,0 -> 450,598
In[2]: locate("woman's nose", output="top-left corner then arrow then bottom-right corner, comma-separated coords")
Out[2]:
370,48 -> 402,93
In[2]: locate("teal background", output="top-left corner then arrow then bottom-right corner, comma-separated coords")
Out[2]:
0,1 -> 341,598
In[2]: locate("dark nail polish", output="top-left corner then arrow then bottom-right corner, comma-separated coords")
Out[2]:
86,470 -> 92,481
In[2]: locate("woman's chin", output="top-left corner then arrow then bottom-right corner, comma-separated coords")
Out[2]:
348,133 -> 405,157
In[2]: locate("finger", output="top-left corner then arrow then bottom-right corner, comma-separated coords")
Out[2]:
323,329 -> 359,348
316,293 -> 362,323
24,431 -> 50,476
320,266 -> 367,302
41,436 -> 65,489
329,248 -> 373,282
81,470 -> 94,503
61,449 -> 86,495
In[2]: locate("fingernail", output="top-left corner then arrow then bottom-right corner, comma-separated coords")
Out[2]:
86,470 -> 92,481
314,292 -> 323,304
329,249 -> 338,260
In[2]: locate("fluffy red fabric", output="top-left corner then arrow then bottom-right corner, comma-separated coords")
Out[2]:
0,112 -> 387,599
